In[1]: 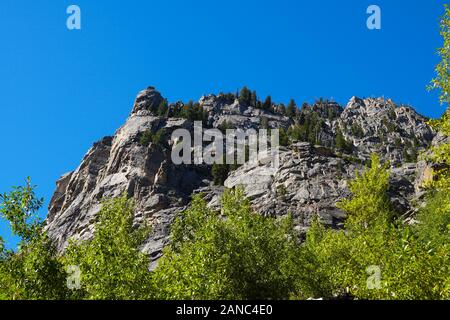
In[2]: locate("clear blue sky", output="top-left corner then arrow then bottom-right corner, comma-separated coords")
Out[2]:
0,0 -> 448,248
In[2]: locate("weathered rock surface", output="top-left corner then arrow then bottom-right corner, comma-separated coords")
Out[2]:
334,97 -> 434,165
45,87 -> 437,266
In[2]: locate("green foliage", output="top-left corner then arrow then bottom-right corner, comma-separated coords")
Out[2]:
64,195 -> 153,300
337,155 -> 393,229
428,5 -> 450,106
0,235 -> 69,300
189,102 -> 209,123
157,99 -> 169,117
278,127 -> 290,147
0,179 -> 69,300
416,189 -> 450,248
296,156 -> 449,300
0,178 -> 43,243
351,122 -> 364,138
427,5 -> 450,191
140,128 -> 167,147
262,96 -> 272,111
153,189 -> 300,299
286,99 -> 297,118
211,162 -> 229,186
381,117 -> 396,133
181,100 -> 196,120
0,238 -> 4,257
140,129 -> 153,146
217,120 -> 235,133
388,108 -> 397,121
426,110 -> 450,191
0,238 -> 5,300
152,128 -> 167,146
327,107 -> 339,120
219,92 -> 238,103
169,100 -> 208,123
403,147 -> 418,163
335,129 -> 352,153
238,86 -> 251,106
250,91 -> 258,108
276,185 -> 287,199
278,103 -> 286,115
287,111 -> 324,145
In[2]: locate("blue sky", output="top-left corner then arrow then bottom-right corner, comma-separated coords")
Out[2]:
0,0 -> 448,248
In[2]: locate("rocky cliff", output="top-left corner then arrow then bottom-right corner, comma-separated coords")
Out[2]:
45,87 -> 437,267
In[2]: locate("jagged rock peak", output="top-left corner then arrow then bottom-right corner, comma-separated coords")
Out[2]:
346,96 -> 419,114
45,86 -> 439,262
131,86 -> 164,115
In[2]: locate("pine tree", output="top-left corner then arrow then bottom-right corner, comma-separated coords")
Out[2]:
181,100 -> 194,120
251,91 -> 258,108
239,87 -> 251,106
263,96 -> 272,111
335,129 -> 351,153
279,128 -> 290,146
157,99 -> 168,117
286,99 -> 296,118
278,103 -> 286,115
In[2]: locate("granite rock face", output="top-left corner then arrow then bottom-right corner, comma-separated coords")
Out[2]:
45,87 -> 437,266
335,97 -> 434,166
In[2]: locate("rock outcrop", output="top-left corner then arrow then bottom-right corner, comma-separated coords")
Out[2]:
45,87 -> 437,267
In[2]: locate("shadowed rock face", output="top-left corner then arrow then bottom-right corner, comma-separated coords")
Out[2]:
45,87 -> 437,266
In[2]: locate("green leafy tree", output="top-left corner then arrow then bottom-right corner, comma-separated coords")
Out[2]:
1,234 -> 69,300
0,238 -> 6,300
0,178 -> 69,300
429,5 -> 450,106
64,195 -> 153,300
427,5 -> 450,192
415,189 -> 450,249
153,189 -> 300,300
0,179 -> 43,243
337,154 -> 393,229
297,155 -> 449,300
